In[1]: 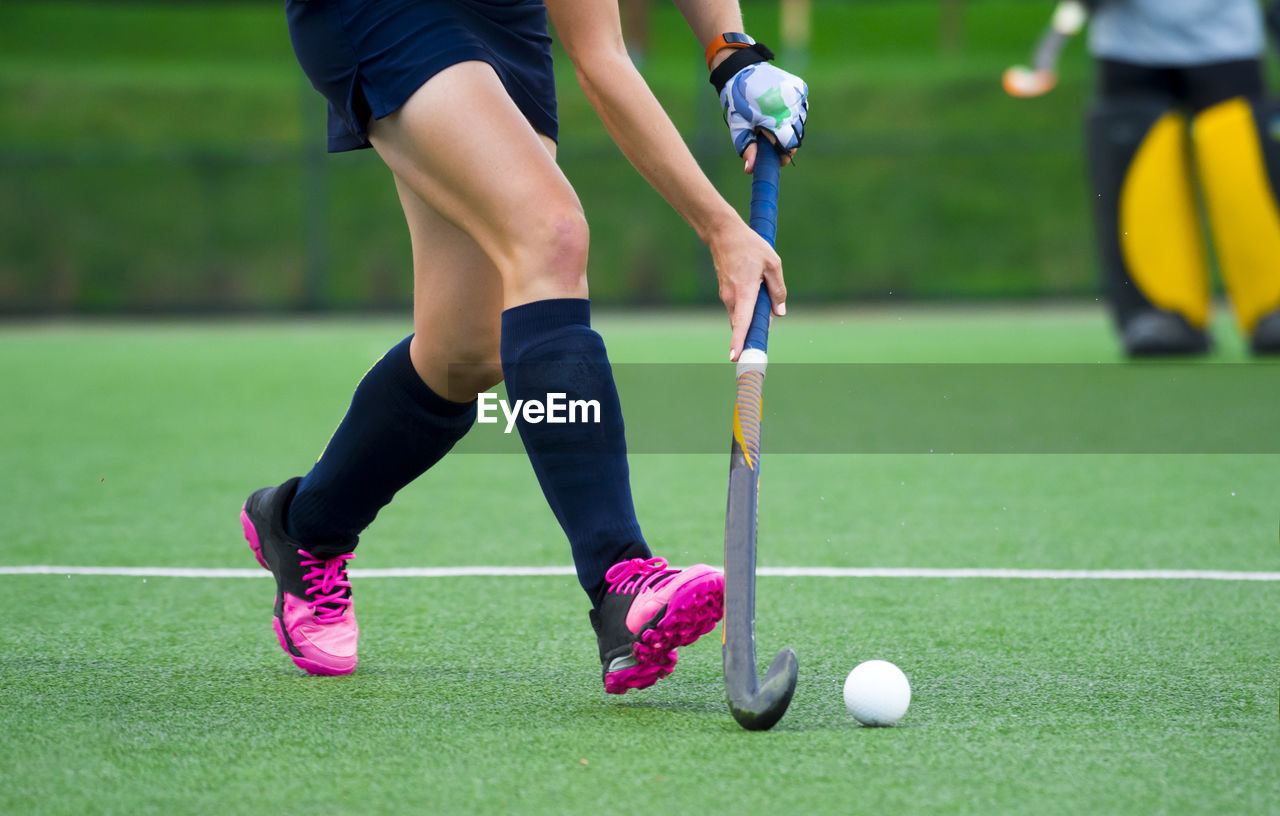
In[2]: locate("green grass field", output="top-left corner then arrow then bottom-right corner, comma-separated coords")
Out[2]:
1,309 -> 1276,814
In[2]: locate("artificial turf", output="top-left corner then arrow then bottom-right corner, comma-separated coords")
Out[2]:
1,309 -> 1276,814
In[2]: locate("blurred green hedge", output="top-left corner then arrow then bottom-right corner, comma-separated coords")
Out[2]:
1,0 -> 1112,312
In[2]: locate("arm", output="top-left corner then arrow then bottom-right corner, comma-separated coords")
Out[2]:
546,0 -> 786,361
670,0 -> 745,70
550,2 -> 738,250
670,0 -> 782,171
673,0 -> 808,171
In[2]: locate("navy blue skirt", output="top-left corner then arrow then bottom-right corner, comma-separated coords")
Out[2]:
286,0 -> 558,152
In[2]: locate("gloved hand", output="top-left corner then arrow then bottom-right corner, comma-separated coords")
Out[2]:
711,45 -> 808,157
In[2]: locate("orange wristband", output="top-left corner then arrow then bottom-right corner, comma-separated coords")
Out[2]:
704,32 -> 755,70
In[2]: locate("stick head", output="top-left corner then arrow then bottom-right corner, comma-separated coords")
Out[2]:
726,647 -> 799,731
1003,66 -> 1058,99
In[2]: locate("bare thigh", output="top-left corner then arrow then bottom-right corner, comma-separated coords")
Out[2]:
369,61 -> 589,310
378,69 -> 563,400
392,175 -> 504,402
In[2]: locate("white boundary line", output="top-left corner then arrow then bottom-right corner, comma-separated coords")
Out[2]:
2,565 -> 1279,581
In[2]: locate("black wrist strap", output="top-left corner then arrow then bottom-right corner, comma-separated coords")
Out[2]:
710,42 -> 776,94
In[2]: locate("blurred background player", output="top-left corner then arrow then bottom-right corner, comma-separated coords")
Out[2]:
1082,0 -> 1280,355
240,0 -> 807,693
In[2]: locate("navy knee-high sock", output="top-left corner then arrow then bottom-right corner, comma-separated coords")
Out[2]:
500,299 -> 647,602
285,335 -> 476,556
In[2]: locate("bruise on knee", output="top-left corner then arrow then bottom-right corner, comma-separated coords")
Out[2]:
501,210 -> 590,301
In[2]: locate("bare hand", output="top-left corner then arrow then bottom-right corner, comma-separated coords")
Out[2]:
710,221 -> 787,361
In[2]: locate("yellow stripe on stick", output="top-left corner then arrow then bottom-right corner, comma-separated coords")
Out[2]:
733,371 -> 764,470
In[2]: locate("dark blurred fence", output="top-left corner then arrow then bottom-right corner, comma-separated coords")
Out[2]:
0,0 -> 1107,314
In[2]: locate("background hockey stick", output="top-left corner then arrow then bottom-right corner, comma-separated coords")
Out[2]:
1003,0 -> 1089,99
722,141 -> 798,732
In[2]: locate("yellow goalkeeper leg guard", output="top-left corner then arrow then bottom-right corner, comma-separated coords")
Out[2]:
1192,97 -> 1280,353
1087,97 -> 1211,356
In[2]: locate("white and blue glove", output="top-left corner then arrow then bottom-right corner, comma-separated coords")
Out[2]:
711,44 -> 809,156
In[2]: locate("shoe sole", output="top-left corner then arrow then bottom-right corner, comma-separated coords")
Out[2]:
604,570 -> 725,694
241,503 -> 354,677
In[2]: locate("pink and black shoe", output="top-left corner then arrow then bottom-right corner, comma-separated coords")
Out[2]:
589,549 -> 725,694
240,477 -> 358,676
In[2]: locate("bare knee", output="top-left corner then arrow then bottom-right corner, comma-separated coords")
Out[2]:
447,353 -> 503,400
410,333 -> 503,403
502,208 -> 590,305
437,337 -> 503,401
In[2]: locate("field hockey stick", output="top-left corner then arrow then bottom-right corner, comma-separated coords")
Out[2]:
1003,0 -> 1089,98
722,140 -> 798,732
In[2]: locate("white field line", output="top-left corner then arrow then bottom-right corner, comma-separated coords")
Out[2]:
2,565 -> 1279,581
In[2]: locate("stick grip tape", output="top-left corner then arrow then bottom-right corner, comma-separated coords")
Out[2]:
744,143 -> 781,354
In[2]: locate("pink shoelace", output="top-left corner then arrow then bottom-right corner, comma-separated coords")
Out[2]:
604,557 -> 678,596
298,550 -> 354,624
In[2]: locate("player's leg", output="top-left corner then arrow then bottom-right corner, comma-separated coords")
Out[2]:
241,193 -> 491,679
369,60 -> 638,583
398,175 -> 505,403
368,61 -> 723,692
247,0 -> 513,677
242,151 -> 516,679
1085,59 -> 1212,356
283,178 -> 503,552
1186,59 -> 1280,354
